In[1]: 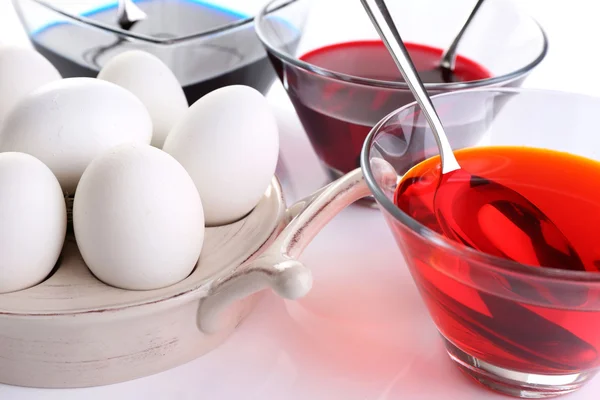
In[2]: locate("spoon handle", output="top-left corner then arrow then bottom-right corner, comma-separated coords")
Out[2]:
117,0 -> 147,30
440,0 -> 487,71
360,0 -> 461,174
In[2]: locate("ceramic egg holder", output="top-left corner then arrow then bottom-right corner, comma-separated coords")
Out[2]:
0,177 -> 291,388
0,41 -> 398,388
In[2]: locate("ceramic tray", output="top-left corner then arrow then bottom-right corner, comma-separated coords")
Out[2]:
0,177 -> 289,388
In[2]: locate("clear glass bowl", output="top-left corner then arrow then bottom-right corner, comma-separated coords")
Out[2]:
12,0 -> 308,105
363,87 -> 600,398
256,0 -> 548,181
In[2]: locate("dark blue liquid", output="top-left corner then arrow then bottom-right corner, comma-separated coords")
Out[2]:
29,0 -> 299,105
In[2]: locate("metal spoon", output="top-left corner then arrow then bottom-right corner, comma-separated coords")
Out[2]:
439,0 -> 487,78
360,0 -> 459,175
117,0 -> 147,30
359,0 -> 587,273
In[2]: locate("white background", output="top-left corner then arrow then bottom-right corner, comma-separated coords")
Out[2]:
1,0 -> 600,399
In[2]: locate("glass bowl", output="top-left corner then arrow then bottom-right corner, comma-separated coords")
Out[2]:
12,0 -> 308,105
255,0 -> 548,181
362,87 -> 600,398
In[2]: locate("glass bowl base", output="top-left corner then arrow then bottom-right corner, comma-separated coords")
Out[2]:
442,336 -> 597,399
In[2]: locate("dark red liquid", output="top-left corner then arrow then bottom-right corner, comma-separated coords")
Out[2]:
391,146 -> 600,374
279,41 -> 493,176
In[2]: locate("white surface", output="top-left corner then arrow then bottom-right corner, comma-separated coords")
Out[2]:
1,0 -> 600,398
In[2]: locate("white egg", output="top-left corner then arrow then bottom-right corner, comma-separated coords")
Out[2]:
73,143 -> 205,291
0,45 -> 61,126
163,85 -> 279,226
97,50 -> 188,148
0,152 -> 67,294
0,77 -> 152,194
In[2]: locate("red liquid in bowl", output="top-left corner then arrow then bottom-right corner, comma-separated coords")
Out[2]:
284,41 -> 492,175
392,146 -> 600,374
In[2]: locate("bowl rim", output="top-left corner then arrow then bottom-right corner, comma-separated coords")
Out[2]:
361,86 -> 600,283
16,0 -> 276,45
255,0 -> 549,90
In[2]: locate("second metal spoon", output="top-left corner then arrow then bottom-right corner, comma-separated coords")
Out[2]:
439,0 -> 487,78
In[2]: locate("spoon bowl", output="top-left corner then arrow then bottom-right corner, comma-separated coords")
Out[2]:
433,168 -> 586,272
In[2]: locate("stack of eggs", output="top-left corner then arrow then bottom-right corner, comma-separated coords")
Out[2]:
0,46 -> 279,294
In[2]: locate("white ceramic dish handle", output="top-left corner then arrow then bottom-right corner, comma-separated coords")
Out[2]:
198,161 -> 397,334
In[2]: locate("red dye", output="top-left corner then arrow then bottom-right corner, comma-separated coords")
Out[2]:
392,146 -> 600,374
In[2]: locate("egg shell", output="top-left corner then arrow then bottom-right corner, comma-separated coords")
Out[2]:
73,143 -> 205,291
0,77 -> 152,194
163,85 -> 279,226
97,50 -> 188,148
0,45 -> 61,127
0,152 -> 67,294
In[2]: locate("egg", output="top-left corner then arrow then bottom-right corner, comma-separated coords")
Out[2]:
163,85 -> 279,226
0,45 -> 61,126
0,152 -> 67,294
0,77 -> 152,194
97,50 -> 188,148
73,143 -> 205,291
